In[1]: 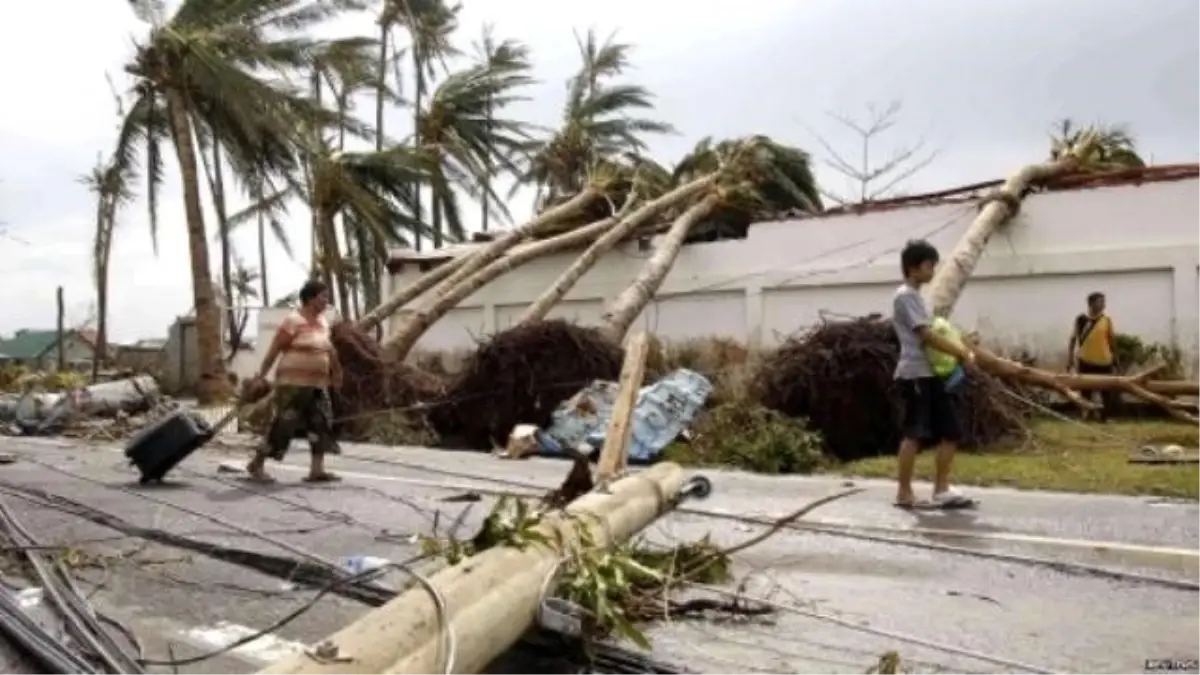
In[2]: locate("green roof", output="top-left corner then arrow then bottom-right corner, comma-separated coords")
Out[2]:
0,330 -> 59,359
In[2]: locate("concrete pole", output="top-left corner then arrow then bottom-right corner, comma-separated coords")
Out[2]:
261,462 -> 685,675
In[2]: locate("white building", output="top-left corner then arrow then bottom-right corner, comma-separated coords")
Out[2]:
369,165 -> 1199,367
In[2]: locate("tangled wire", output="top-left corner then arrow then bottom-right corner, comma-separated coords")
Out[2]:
755,315 -> 1024,461
431,320 -> 624,450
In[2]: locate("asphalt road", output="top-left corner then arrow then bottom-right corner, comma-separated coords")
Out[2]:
0,435 -> 1196,674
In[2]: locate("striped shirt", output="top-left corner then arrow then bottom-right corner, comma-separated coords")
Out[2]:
274,311 -> 333,388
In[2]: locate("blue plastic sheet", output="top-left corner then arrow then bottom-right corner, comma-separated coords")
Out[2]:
538,368 -> 713,463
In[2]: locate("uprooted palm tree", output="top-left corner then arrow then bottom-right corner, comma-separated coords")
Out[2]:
516,29 -> 675,210
381,136 -> 822,358
1050,119 -> 1146,170
116,0 -> 345,402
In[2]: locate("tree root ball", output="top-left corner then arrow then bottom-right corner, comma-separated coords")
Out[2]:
431,320 -> 624,450
754,315 -> 1024,462
330,323 -> 447,439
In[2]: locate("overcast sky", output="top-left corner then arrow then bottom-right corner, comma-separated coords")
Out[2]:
1,0 -> 1196,344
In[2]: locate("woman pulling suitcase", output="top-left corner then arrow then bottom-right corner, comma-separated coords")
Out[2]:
245,279 -> 344,484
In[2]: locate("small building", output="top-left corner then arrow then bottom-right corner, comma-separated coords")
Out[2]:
0,329 -> 99,371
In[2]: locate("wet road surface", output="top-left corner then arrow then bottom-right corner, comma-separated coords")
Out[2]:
0,435 -> 1196,674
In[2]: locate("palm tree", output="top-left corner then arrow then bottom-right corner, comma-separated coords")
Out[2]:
1049,119 -> 1146,170
415,58 -> 535,249
82,159 -> 134,383
516,30 -> 675,209
195,127 -> 239,359
236,146 -> 437,319
308,37 -> 384,313
222,259 -> 261,362
381,136 -> 823,356
309,148 -> 433,315
471,26 -> 533,233
390,0 -> 461,247
115,0 -> 343,403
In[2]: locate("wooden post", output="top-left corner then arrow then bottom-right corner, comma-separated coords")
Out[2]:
261,462 -> 686,675
55,286 -> 65,371
595,332 -> 649,486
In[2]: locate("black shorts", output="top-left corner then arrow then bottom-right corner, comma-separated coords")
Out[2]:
898,377 -> 961,447
1076,361 -> 1115,376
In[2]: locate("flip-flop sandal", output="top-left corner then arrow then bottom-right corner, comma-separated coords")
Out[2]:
934,497 -> 979,510
242,474 -> 277,485
303,473 -> 342,483
893,501 -> 927,510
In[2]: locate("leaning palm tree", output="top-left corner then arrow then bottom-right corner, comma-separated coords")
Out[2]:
1050,119 -> 1146,170
415,59 -> 535,248
516,29 -> 675,209
115,0 -> 344,403
81,158 -> 135,383
471,26 -> 533,233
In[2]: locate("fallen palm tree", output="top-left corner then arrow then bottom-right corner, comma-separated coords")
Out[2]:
382,166 -> 715,359
599,136 -> 823,343
357,188 -> 601,334
517,176 -> 715,325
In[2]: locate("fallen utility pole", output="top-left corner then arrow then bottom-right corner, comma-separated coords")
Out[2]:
261,462 -> 687,675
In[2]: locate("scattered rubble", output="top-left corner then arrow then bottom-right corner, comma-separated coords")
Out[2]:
1,376 -> 169,440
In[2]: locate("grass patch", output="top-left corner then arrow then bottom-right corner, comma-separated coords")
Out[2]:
836,419 -> 1200,499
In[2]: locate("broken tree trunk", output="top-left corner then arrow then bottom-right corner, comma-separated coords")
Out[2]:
925,161 -> 1072,317
600,194 -> 721,343
382,213 -> 625,359
260,462 -> 686,675
518,177 -> 716,326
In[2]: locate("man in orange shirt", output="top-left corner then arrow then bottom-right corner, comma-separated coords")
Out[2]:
246,280 -> 344,483
1068,292 -> 1120,421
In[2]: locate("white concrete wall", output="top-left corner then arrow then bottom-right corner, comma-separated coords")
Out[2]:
384,179 -> 1200,365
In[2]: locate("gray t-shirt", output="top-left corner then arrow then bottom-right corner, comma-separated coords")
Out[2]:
892,284 -> 933,380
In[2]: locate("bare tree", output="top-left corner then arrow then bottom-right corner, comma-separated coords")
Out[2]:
805,100 -> 939,206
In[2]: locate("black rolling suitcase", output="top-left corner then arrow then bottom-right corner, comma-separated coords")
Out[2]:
124,408 -> 231,484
